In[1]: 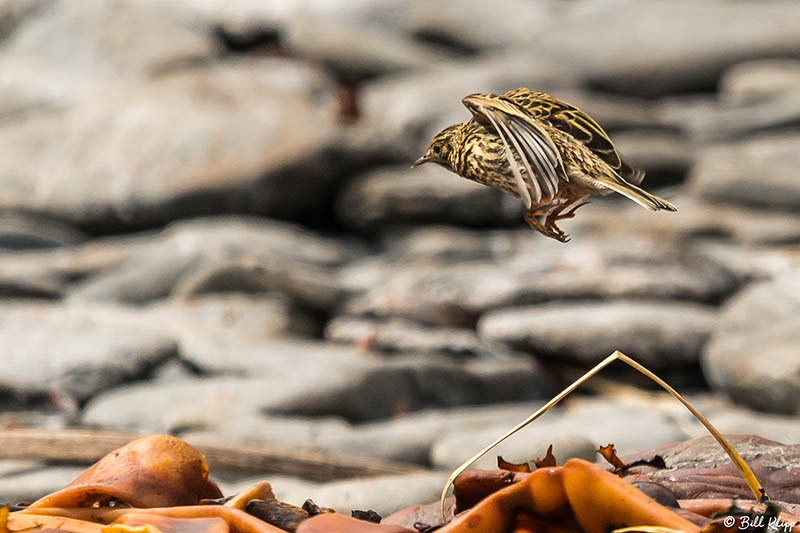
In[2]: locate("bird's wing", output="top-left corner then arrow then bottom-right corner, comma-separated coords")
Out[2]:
504,89 -> 644,183
462,93 -> 564,208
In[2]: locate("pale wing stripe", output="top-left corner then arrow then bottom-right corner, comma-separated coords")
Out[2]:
480,107 -> 534,208
492,114 -> 543,204
508,120 -> 560,201
507,121 -> 553,200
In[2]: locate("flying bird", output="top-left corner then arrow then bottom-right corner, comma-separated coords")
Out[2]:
413,88 -> 676,242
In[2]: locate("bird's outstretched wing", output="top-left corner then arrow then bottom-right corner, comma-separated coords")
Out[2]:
503,89 -> 644,184
462,93 -> 565,208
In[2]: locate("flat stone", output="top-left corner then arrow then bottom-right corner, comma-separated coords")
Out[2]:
68,217 -> 353,305
567,196 -> 800,245
336,164 -> 522,232
180,413 -> 353,458
346,236 -> 737,327
1,0 -> 216,78
659,91 -> 800,143
0,0 -> 49,41
611,129 -> 692,186
82,341 -> 551,428
173,257 -> 342,314
0,271 -> 62,299
324,316 -> 511,359
0,232 -> 156,288
143,294 -> 320,359
479,300 -> 718,368
380,226 -> 517,263
0,212 -> 86,250
0,301 -> 177,406
691,404 -> 800,445
0,59 -> 339,230
533,0 -> 800,97
431,396 -> 688,471
688,132 -> 800,210
399,0 -> 558,52
0,464 -> 86,505
430,429 -> 596,472
702,271 -> 800,414
504,236 -> 739,304
348,51 -> 577,163
284,15 -> 450,78
305,473 -> 448,517
720,59 -> 800,104
233,472 -> 449,517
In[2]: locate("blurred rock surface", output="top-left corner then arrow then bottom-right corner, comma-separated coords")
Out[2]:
702,271 -> 800,415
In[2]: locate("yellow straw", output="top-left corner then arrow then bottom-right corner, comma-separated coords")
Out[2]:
439,351 -> 767,519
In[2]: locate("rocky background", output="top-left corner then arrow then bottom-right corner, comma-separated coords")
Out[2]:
1,0 -> 799,516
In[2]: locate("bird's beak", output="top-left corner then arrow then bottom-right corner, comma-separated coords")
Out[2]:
411,155 -> 432,168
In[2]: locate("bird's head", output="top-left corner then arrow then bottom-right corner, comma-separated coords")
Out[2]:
412,124 -> 464,172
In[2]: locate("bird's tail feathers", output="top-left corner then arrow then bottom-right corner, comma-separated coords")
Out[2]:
602,180 -> 677,212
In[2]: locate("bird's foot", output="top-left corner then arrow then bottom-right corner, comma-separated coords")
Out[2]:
524,209 -> 571,243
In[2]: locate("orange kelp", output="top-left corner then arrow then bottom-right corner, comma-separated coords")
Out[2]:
9,435 -> 284,533
27,435 -> 221,509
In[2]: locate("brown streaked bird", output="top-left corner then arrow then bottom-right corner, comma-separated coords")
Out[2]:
412,88 -> 676,242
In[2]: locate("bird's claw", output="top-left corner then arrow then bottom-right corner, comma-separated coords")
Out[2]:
524,209 -> 571,243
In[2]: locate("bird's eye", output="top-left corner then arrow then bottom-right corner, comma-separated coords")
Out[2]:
432,144 -> 441,155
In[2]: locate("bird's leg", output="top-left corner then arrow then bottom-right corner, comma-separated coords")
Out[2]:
524,204 -> 571,243
540,198 -> 591,242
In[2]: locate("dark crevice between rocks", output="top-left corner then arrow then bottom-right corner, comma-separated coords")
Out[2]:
548,359 -> 710,393
0,385 -> 51,411
67,344 -> 181,412
212,24 -> 283,56
586,79 -> 721,100
410,29 -> 481,58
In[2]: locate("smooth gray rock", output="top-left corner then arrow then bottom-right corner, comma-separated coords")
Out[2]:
659,91 -> 800,142
68,217 -> 352,305
349,51 -> 577,163
173,257 -> 342,314
180,413 -> 353,457
0,232 -> 156,285
326,402 -> 568,466
431,396 -> 688,470
611,129 -> 692,186
689,132 -> 800,210
289,472 -> 448,516
702,271 -> 800,415
0,302 -> 177,405
720,59 -> 800,104
431,429 -> 596,471
0,60 -> 339,230
533,0 -> 800,96
0,464 -> 85,505
678,396 -> 800,444
381,226 -> 517,263
336,164 -> 522,232
479,300 -> 718,368
82,342 -> 550,428
346,236 -> 737,327
0,212 -> 86,250
325,316 -> 511,359
399,0 -> 559,51
0,0 -> 50,41
284,16 -> 450,78
1,0 -> 215,76
229,472 -> 448,517
565,194 -> 800,246
0,270 -> 62,299
143,294 -> 320,359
